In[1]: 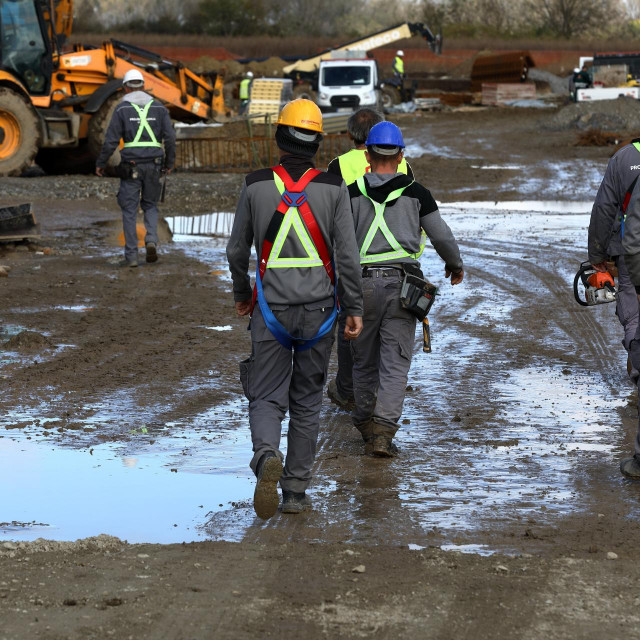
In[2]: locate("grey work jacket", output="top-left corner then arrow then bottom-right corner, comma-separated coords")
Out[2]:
226,162 -> 363,317
347,172 -> 463,273
588,140 -> 640,264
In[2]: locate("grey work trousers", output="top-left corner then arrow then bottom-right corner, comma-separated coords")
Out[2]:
615,256 -> 640,382
335,311 -> 354,398
240,303 -> 334,493
351,270 -> 416,440
117,162 -> 162,261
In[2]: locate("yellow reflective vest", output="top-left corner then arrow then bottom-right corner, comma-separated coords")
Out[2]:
337,148 -> 409,186
239,78 -> 251,100
393,56 -> 404,75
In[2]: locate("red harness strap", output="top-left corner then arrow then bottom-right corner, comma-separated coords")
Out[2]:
250,166 -> 335,312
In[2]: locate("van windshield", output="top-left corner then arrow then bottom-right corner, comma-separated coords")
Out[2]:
322,66 -> 370,87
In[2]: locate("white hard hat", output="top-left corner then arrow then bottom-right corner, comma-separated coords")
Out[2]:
246,71 -> 254,78
123,69 -> 144,86
573,68 -> 580,73
396,50 -> 404,56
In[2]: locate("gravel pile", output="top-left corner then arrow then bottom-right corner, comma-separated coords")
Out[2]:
543,96 -> 640,132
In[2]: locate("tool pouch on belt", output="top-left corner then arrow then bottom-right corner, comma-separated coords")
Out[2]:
117,161 -> 138,180
400,267 -> 438,320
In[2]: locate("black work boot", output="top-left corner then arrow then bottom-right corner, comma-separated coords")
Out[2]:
281,491 -> 312,514
620,456 -> 640,479
327,379 -> 354,410
145,242 -> 158,263
371,435 -> 399,458
253,452 -> 282,520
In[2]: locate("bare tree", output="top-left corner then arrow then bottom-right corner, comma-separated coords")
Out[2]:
525,0 -> 622,37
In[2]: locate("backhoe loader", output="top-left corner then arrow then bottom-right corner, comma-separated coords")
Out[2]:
0,0 -> 229,177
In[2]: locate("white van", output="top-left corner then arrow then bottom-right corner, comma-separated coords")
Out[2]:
317,56 -> 379,113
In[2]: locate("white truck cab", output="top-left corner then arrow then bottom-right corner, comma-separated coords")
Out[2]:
317,53 -> 379,113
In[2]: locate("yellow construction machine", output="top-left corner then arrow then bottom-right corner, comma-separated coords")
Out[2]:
0,0 -> 229,176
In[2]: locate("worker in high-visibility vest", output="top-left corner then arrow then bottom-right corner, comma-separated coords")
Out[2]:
239,71 -> 254,115
96,69 -> 175,267
393,50 -> 405,80
347,121 -> 463,457
227,99 -> 363,519
326,108 -> 414,411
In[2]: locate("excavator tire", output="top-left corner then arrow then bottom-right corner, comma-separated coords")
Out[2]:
292,83 -> 318,103
0,88 -> 40,176
380,86 -> 402,110
88,94 -> 121,172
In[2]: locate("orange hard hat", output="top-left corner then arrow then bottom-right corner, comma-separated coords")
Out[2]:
277,99 -> 324,134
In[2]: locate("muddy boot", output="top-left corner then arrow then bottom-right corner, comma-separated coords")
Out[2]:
145,242 -> 158,263
327,378 -> 354,410
620,456 -> 640,478
119,258 -> 138,268
371,435 -> 399,458
281,491 -> 312,514
253,453 -> 282,520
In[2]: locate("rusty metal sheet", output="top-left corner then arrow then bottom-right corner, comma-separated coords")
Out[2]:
471,51 -> 535,92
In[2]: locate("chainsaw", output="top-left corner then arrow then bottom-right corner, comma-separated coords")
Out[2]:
573,261 -> 617,306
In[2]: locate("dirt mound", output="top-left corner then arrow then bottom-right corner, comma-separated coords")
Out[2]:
0,534 -> 125,556
4,330 -> 51,351
573,129 -> 623,146
544,96 -> 640,132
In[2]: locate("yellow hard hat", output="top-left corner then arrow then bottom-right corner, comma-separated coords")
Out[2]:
277,99 -> 324,134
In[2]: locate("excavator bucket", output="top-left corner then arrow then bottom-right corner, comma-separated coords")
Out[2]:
0,203 -> 40,242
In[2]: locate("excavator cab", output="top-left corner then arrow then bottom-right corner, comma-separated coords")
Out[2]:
0,0 -> 53,95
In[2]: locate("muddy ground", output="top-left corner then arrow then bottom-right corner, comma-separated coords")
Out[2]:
2,107 -> 640,639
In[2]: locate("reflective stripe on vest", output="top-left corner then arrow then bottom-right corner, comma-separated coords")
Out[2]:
251,166 -> 338,351
337,149 -> 409,186
239,78 -> 251,100
355,176 -> 425,264
123,101 -> 163,149
268,172 -> 324,268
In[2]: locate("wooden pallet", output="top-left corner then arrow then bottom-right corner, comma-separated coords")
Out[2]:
248,79 -> 293,117
481,83 -> 537,106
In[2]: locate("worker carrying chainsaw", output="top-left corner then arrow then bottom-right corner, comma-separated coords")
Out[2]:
588,136 -> 640,478
226,99 -> 363,519
96,68 -> 175,267
588,140 -> 640,383
326,108 -> 414,411
347,121 -> 463,457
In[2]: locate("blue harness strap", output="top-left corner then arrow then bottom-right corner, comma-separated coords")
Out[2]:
254,166 -> 339,352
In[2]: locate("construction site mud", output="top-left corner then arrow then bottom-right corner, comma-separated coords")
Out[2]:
2,107 -> 640,639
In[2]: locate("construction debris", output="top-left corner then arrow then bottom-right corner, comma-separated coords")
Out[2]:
482,83 -> 536,106
573,129 -> 622,146
0,204 -> 40,242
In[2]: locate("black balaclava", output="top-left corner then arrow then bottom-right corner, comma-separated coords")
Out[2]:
275,125 -> 322,159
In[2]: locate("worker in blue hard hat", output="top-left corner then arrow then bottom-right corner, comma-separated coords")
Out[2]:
346,120 -> 464,457
325,108 -> 414,412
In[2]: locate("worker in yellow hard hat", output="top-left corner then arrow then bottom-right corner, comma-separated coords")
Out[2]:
227,98 -> 363,518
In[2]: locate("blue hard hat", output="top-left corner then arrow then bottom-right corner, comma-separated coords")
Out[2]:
365,121 -> 405,149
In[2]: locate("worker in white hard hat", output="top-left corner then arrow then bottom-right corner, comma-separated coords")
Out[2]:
95,68 -> 176,267
393,50 -> 405,79
239,71 -> 254,115
392,49 -> 407,100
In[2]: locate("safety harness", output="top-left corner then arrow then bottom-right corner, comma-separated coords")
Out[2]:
251,165 -> 338,351
618,142 -> 640,238
123,101 -> 163,149
355,176 -> 425,264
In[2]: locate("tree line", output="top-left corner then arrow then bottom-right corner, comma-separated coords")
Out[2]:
75,0 -> 635,39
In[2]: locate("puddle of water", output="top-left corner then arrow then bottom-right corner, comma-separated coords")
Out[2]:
470,165 -> 522,170
166,213 -> 235,237
204,325 -> 232,331
0,397 -> 258,543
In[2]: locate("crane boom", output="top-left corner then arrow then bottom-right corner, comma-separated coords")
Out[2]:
283,22 -> 441,75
